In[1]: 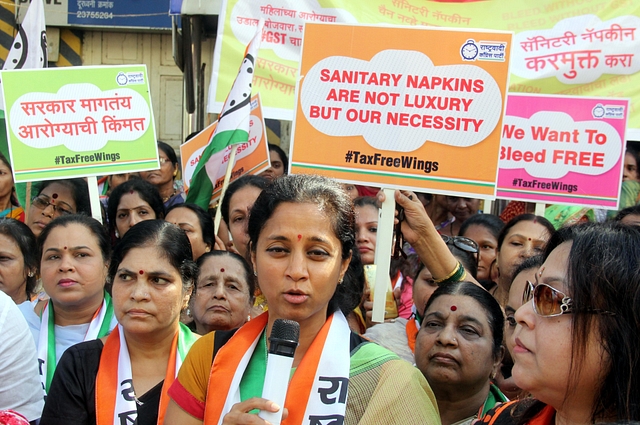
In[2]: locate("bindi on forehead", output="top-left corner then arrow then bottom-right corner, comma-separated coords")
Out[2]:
52,193 -> 58,199
139,270 -> 144,275
450,305 -> 457,312
298,234 -> 302,241
220,268 -> 225,273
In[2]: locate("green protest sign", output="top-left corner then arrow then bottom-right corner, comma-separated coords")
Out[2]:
1,65 -> 159,182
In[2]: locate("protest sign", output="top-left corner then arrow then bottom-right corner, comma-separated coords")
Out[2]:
497,93 -> 628,209
290,23 -> 511,197
210,0 -> 640,136
180,94 -> 269,204
1,65 -> 158,183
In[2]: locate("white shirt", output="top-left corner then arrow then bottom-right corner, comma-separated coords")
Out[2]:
0,291 -> 45,420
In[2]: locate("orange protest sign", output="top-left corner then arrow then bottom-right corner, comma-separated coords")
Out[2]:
181,94 -> 269,203
290,23 -> 512,196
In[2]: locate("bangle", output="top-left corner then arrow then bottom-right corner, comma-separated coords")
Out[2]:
433,261 -> 460,284
434,261 -> 467,285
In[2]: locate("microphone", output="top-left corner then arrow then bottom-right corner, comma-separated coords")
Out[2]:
258,319 -> 300,425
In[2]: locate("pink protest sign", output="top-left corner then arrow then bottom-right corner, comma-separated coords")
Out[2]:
497,93 -> 628,209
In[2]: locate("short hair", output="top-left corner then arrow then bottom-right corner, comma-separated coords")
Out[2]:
268,143 -> 289,174
423,281 -> 504,359
107,179 -> 165,234
37,214 -> 111,263
614,204 -> 640,223
35,179 -> 91,216
497,214 -> 555,250
108,220 -> 196,294
459,213 -> 504,241
0,219 -> 38,297
248,174 -> 362,315
536,222 -> 640,422
195,250 -> 255,301
166,203 -> 215,250
220,174 -> 269,227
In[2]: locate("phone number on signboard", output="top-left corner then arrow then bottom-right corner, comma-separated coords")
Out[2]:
76,11 -> 113,19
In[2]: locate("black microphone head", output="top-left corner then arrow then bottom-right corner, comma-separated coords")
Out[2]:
268,319 -> 299,356
270,319 -> 300,342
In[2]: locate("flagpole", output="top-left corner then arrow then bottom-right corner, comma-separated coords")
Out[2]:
213,146 -> 237,235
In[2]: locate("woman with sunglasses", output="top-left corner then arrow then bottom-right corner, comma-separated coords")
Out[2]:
477,222 -> 640,425
25,179 -> 91,237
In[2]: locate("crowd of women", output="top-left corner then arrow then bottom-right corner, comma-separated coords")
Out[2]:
0,140 -> 639,425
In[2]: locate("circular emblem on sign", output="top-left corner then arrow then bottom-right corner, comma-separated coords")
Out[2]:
116,72 -> 128,86
460,40 -> 479,61
592,104 -> 605,118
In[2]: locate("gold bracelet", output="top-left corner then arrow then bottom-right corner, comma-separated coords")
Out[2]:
434,261 -> 461,284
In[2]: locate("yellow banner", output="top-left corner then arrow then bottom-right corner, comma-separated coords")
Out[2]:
210,0 -> 640,133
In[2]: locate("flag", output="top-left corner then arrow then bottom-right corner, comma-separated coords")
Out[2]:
186,20 -> 263,209
0,0 -> 47,109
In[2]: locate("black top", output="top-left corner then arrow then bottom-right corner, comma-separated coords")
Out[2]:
40,339 -> 163,425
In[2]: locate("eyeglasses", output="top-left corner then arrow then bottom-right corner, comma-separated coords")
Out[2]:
441,235 -> 479,264
523,280 -> 615,317
159,157 -> 172,166
31,195 -> 74,216
524,280 -> 573,317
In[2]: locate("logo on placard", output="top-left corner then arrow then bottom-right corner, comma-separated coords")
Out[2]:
460,39 -> 479,61
116,71 -> 145,86
592,104 -> 605,118
461,39 -> 508,62
116,72 -> 128,86
592,103 -> 625,119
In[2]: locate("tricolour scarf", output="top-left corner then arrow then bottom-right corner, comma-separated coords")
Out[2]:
38,292 -> 114,394
204,311 -> 351,425
95,322 -> 197,425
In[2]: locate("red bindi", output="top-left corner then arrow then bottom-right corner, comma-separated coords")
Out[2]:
139,270 -> 144,275
130,190 -> 134,194
450,306 -> 457,311
220,268 -> 225,272
297,234 -> 302,241
63,246 -> 67,250
528,238 -> 532,241
52,193 -> 58,199
50,199 -> 55,204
